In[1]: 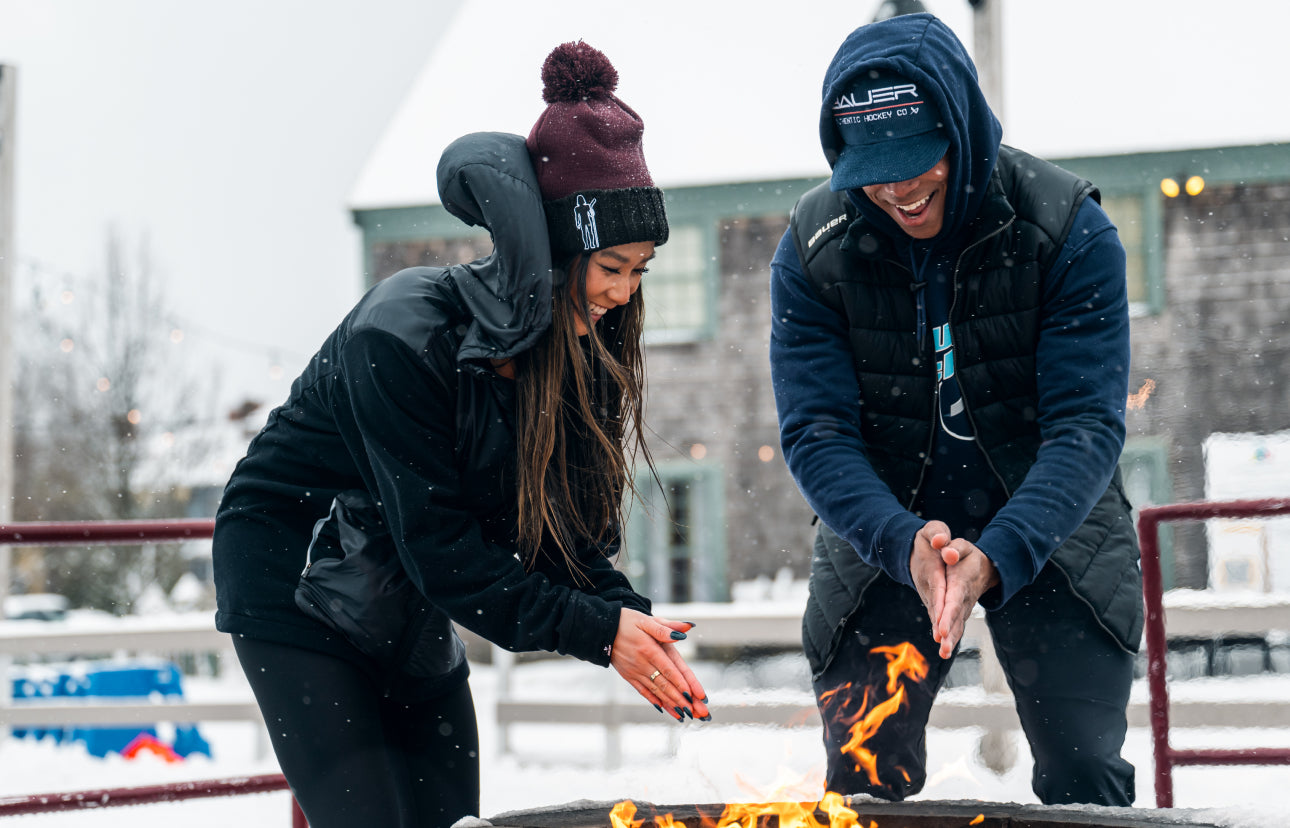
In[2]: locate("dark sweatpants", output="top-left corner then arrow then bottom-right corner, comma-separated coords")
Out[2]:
233,636 -> 480,828
813,563 -> 1135,806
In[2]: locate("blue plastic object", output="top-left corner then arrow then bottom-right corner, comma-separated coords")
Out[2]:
9,660 -> 210,758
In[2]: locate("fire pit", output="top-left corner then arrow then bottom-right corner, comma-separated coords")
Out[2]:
482,799 -> 1226,828
481,644 -> 1231,828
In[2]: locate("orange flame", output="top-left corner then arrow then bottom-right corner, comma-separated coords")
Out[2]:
872,643 -> 929,693
1127,378 -> 1155,410
819,642 -> 929,789
612,797 -> 878,828
609,645 -> 928,828
611,800 -> 645,828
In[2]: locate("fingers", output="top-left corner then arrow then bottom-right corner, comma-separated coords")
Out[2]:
654,617 -> 696,637
917,520 -> 952,552
909,549 -> 947,636
936,547 -> 996,659
621,654 -> 708,721
926,576 -> 946,643
612,611 -> 709,721
651,617 -> 709,720
936,579 -> 971,659
661,646 -> 710,720
623,675 -> 668,715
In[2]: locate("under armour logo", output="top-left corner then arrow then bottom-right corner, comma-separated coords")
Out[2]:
574,194 -> 599,251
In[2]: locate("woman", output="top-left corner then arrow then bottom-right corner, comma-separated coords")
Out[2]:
212,42 -> 709,827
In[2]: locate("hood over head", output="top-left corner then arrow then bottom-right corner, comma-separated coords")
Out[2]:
436,131 -> 556,362
819,13 -> 1002,243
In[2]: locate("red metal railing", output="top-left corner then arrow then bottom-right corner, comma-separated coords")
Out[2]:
0,773 -> 292,817
0,519 -> 306,827
1138,497 -> 1290,808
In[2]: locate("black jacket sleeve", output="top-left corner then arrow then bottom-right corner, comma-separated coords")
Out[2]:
533,536 -> 652,615
332,328 -> 625,666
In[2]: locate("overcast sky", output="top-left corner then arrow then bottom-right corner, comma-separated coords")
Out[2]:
5,0 -> 1290,430
2,0 -> 464,419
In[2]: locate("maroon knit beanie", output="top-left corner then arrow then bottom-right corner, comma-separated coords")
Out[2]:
526,41 -> 669,261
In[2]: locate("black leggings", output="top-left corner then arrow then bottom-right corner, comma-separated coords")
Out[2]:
233,636 -> 480,828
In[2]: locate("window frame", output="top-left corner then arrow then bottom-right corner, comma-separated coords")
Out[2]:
623,460 -> 727,604
1121,435 -> 1175,589
640,222 -> 718,345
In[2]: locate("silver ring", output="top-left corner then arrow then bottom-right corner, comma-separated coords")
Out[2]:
649,669 -> 661,682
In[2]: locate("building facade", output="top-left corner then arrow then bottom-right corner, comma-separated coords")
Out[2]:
353,142 -> 1290,602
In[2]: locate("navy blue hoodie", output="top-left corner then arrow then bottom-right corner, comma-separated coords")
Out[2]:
770,14 -> 1130,605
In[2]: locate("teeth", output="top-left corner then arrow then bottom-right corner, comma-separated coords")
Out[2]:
897,194 -> 930,213
588,302 -> 610,317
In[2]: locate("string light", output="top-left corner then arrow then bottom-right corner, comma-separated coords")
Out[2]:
1161,175 -> 1206,198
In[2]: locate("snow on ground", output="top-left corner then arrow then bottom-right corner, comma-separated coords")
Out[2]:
1,653 -> 1288,827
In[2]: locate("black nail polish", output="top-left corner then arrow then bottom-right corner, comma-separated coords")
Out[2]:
653,704 -> 663,714
684,707 -> 694,719
673,706 -> 685,719
682,692 -> 692,703
670,630 -> 687,640
700,696 -> 709,704
684,621 -> 697,627
700,713 -> 712,722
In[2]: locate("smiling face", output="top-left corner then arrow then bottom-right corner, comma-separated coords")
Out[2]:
860,155 -> 950,240
573,241 -> 655,336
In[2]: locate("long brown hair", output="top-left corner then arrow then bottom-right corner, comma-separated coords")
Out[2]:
513,254 -> 654,577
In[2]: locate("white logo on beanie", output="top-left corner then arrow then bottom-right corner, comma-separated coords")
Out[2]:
574,195 -> 599,251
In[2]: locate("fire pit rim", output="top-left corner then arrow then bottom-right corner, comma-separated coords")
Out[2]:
482,797 -> 1229,828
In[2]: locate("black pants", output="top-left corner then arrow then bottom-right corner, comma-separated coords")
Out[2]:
233,636 -> 480,828
813,564 -> 1135,806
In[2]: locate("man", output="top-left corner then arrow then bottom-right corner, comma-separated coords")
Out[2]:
769,13 -> 1141,806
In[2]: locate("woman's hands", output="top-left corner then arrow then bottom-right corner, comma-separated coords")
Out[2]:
610,608 -> 711,721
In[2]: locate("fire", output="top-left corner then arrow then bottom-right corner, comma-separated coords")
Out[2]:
609,643 -> 932,828
611,797 -> 877,828
610,800 -> 645,828
819,642 -> 928,788
1127,378 -> 1155,410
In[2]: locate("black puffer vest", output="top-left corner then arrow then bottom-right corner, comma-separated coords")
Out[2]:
790,147 -> 1142,678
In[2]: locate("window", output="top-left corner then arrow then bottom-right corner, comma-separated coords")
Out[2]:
1120,437 -> 1175,589
369,235 -> 490,284
623,463 -> 726,603
1099,193 -> 1149,313
642,224 -> 712,344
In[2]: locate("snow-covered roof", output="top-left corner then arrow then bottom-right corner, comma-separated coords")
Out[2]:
349,0 -> 841,209
350,1 -> 1290,211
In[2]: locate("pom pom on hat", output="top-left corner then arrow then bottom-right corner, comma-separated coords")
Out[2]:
527,41 -> 668,260
540,41 -> 619,104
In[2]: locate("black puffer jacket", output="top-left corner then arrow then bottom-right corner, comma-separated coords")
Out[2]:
213,132 -> 649,683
